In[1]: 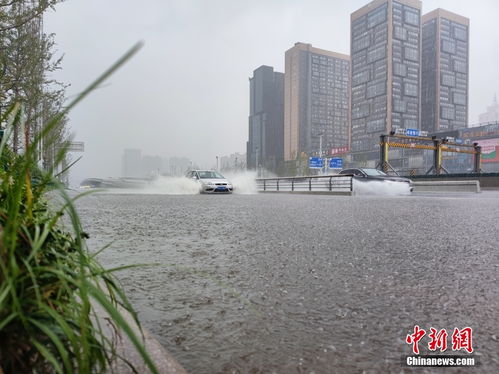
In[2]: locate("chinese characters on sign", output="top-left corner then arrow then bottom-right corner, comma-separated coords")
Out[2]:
406,326 -> 473,354
406,128 -> 420,137
308,157 -> 324,169
330,146 -> 349,156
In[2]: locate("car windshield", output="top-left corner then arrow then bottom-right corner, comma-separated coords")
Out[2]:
362,168 -> 387,176
198,171 -> 225,179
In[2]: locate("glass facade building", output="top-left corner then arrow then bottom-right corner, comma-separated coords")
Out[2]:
247,65 -> 284,172
284,43 -> 350,161
350,0 -> 422,156
421,9 -> 469,132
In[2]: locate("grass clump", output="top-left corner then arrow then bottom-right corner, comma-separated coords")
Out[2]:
0,44 -> 159,374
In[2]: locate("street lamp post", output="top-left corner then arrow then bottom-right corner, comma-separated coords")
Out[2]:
255,146 -> 259,177
319,133 -> 323,158
318,132 -> 325,175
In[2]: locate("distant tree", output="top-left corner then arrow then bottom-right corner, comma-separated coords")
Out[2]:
297,152 -> 310,176
0,0 -> 68,172
0,0 -> 58,32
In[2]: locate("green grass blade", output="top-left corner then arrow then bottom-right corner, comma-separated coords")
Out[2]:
86,281 -> 159,374
29,318 -> 73,374
31,337 -> 64,374
0,312 -> 18,331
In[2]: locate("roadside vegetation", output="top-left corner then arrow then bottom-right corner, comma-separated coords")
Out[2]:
0,47 -> 160,374
0,1 -> 159,373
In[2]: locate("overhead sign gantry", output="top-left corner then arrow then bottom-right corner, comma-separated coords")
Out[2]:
376,129 -> 482,175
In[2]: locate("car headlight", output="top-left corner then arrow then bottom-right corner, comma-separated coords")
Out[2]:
206,182 -> 215,186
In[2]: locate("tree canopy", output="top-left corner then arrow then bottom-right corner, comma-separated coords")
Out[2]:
0,0 -> 67,171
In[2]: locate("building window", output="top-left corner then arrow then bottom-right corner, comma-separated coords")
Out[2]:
353,34 -> 371,52
441,73 -> 456,87
367,6 -> 387,28
441,39 -> 456,54
404,47 -> 418,61
367,119 -> 385,133
366,81 -> 386,98
352,69 -> 370,85
352,103 -> 370,119
453,59 -> 466,73
393,62 -> 407,77
394,26 -> 407,40
404,119 -> 417,128
393,99 -> 407,113
453,92 -> 466,105
453,26 -> 467,41
367,46 -> 386,63
404,10 -> 419,26
404,82 -> 418,97
441,106 -> 455,120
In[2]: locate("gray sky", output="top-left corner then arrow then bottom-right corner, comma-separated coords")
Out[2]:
44,0 -> 499,184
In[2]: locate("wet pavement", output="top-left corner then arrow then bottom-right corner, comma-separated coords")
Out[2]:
77,191 -> 499,373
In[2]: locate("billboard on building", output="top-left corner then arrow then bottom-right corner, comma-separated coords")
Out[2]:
476,138 -> 499,163
330,146 -> 349,156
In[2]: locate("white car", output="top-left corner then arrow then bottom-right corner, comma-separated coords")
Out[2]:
186,170 -> 233,194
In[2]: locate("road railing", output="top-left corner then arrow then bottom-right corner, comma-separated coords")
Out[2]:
256,175 -> 353,195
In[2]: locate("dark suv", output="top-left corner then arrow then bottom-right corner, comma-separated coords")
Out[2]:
338,168 -> 413,191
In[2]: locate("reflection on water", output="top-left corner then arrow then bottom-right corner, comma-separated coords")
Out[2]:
77,192 -> 499,373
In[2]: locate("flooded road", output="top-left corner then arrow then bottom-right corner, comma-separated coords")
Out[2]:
77,191 -> 499,373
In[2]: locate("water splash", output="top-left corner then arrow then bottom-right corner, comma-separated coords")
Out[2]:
224,171 -> 257,195
352,179 -> 411,196
96,176 -> 200,195
92,173 -> 259,195
147,176 -> 201,194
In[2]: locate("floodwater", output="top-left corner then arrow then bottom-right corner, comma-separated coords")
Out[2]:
77,189 -> 499,373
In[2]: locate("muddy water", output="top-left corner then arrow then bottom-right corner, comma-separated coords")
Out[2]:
77,192 -> 499,373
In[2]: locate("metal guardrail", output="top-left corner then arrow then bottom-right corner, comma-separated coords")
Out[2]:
412,180 -> 481,193
409,172 -> 499,189
256,175 -> 353,194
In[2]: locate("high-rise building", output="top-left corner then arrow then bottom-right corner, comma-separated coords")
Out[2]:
122,149 -> 142,178
283,42 -> 350,161
247,65 -> 284,172
421,9 -> 469,132
350,0 -> 422,158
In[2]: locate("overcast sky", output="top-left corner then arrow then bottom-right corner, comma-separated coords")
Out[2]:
44,0 -> 499,184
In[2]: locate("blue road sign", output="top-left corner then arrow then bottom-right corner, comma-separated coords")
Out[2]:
329,157 -> 343,169
309,157 -> 324,169
406,128 -> 420,137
